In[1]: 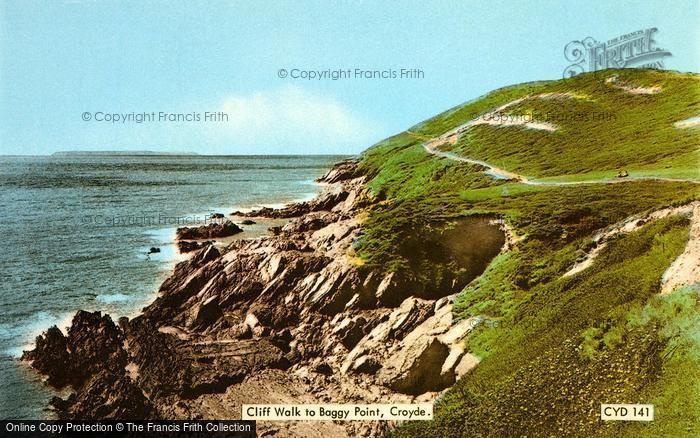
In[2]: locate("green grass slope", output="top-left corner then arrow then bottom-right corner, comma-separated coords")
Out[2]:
353,69 -> 700,436
423,69 -> 699,180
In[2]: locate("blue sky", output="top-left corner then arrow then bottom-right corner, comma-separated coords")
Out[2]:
1,0 -> 698,155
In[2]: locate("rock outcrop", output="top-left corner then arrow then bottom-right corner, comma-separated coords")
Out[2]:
230,180 -> 353,219
24,160 -> 496,436
177,240 -> 213,253
176,220 -> 242,240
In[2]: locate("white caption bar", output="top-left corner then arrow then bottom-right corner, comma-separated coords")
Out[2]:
242,404 -> 433,421
601,404 -> 654,421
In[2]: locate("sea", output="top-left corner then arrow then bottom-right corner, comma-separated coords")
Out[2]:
0,154 -> 346,419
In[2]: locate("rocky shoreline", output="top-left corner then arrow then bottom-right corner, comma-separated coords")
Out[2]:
23,159 -> 490,437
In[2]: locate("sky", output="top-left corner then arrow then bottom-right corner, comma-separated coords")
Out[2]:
1,0 -> 698,155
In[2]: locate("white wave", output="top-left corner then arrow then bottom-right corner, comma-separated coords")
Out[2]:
0,311 -> 74,358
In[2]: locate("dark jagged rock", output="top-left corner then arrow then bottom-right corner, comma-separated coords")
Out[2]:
24,161 -> 488,432
53,368 -> 153,420
22,311 -> 141,418
317,159 -> 358,183
66,311 -> 126,385
176,221 -> 242,240
189,295 -> 223,330
314,362 -> 334,375
333,316 -> 369,350
231,183 -> 351,219
352,356 -> 382,374
22,326 -> 71,387
22,311 -> 124,389
177,240 -> 212,253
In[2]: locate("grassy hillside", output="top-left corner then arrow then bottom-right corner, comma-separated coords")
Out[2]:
422,69 -> 699,180
353,69 -> 700,436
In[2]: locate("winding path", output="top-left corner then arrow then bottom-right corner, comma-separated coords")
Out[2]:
414,132 -> 699,186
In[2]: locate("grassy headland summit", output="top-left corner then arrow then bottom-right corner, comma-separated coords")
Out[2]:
359,68 -> 699,437
25,69 -> 699,437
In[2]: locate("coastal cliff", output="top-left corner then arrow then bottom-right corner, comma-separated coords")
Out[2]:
23,69 -> 700,437
23,160 -> 500,437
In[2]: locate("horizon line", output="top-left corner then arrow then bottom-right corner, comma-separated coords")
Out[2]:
0,153 -> 357,157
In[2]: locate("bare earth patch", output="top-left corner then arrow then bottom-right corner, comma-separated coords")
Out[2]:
605,76 -> 661,95
674,116 -> 700,129
661,202 -> 700,293
564,201 -> 698,279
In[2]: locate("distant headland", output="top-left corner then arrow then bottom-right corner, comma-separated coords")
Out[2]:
51,150 -> 200,156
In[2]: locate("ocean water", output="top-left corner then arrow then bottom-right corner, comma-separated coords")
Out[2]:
0,154 -> 346,419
